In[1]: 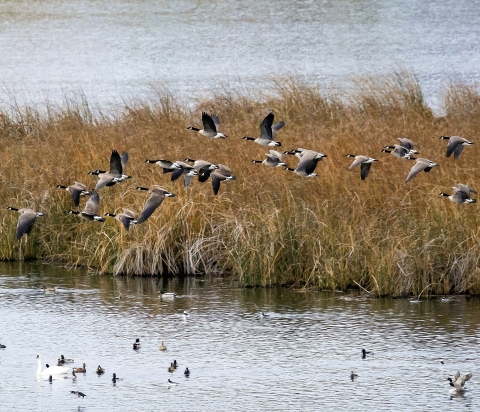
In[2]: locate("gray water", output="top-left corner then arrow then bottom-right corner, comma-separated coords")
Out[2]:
0,262 -> 479,411
1,0 -> 480,112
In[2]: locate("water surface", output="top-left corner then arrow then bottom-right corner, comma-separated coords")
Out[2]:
0,262 -> 479,411
0,1 -> 479,111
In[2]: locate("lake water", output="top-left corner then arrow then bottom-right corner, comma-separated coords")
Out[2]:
0,261 -> 479,411
0,0 -> 480,112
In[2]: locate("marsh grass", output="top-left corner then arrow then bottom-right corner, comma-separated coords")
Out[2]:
0,73 -> 480,296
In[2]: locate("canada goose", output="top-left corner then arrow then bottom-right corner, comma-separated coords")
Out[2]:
168,363 -> 175,373
6,207 -> 44,240
43,286 -> 55,292
350,371 -> 358,381
187,112 -> 227,138
381,145 -> 410,158
96,365 -> 105,374
170,161 -> 200,189
68,192 -> 105,222
447,371 -> 472,391
405,158 -> 438,183
361,349 -> 373,359
132,186 -> 176,224
384,137 -> 418,156
211,164 -> 236,195
158,341 -> 167,351
243,113 -> 282,146
439,136 -> 474,159
133,338 -> 141,350
72,370 -> 77,380
184,158 -> 219,182
145,158 -> 176,174
56,182 -> 91,207
89,150 -> 131,189
112,373 -> 122,383
440,183 -> 477,204
168,378 -> 179,386
173,360 -> 178,368
252,150 -> 287,167
70,391 -> 87,398
184,367 -> 190,377
105,208 -> 137,230
284,150 -> 327,177
73,363 -> 86,373
271,120 -> 285,139
346,154 -> 378,180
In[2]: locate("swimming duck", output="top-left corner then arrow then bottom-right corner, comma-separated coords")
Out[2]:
96,365 -> 105,374
48,375 -> 53,383
173,360 -> 178,369
158,341 -> 167,351
112,373 -> 122,383
71,391 -> 86,398
361,349 -> 373,359
168,378 -> 179,386
168,363 -> 175,373
133,338 -> 141,350
58,355 -> 74,364
159,291 -> 177,299
0,344 -> 6,348
43,286 -> 55,292
184,367 -> 190,377
261,312 -> 270,318
350,371 -> 358,381
73,363 -> 86,373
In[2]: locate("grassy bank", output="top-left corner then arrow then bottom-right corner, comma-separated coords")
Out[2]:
1,72 -> 480,296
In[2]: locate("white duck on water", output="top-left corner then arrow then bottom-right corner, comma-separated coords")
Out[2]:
36,354 -> 70,376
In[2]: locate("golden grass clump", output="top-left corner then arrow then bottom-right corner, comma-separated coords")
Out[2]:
1,73 -> 480,296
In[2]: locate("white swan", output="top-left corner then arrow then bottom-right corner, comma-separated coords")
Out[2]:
36,354 -> 70,375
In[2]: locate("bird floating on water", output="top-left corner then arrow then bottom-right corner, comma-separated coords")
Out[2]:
36,354 -> 69,376
361,349 -> 373,359
158,341 -> 167,351
168,378 -> 179,386
96,365 -> 105,374
350,371 -> 358,381
71,391 -> 86,398
133,338 -> 141,350
73,363 -> 86,373
112,373 -> 122,383
184,367 -> 190,377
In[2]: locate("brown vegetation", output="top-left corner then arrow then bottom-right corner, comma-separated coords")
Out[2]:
1,72 -> 480,296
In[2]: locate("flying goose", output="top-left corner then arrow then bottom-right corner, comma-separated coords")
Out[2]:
271,120 -> 285,139
159,291 -> 177,298
439,136 -> 474,159
68,192 -> 105,222
211,164 -> 236,195
6,207 -> 44,240
252,150 -> 287,167
243,113 -> 282,146
346,154 -> 378,180
187,112 -> 227,138
184,158 -> 219,182
89,150 -> 131,189
133,186 -> 176,224
171,161 -> 200,189
440,183 -> 477,204
56,182 -> 91,207
144,159 -> 177,174
405,158 -> 438,183
43,286 -> 55,292
105,208 -> 137,230
284,150 -> 327,177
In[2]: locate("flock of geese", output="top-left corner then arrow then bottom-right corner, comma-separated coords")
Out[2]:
5,111 -> 476,241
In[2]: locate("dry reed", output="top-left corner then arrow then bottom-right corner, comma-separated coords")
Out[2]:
1,72 -> 480,296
